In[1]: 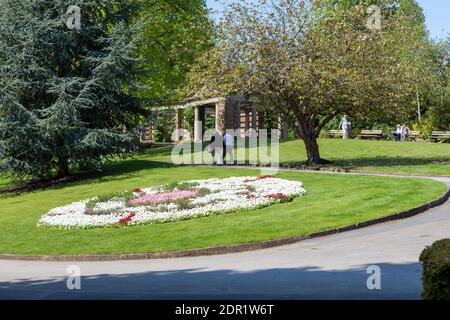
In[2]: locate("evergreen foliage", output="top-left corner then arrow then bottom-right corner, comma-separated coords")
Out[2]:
0,0 -> 146,180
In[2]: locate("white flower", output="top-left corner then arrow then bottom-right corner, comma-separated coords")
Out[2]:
38,176 -> 306,229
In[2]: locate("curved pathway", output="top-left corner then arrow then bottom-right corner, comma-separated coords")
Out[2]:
0,171 -> 449,300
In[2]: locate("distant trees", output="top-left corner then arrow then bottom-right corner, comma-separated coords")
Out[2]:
419,39 -> 450,131
136,0 -> 214,104
135,0 -> 214,143
188,0 -> 439,164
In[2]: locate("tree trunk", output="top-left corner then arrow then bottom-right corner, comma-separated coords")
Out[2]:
57,158 -> 69,178
295,115 -> 324,165
303,135 -> 321,165
416,91 -> 421,122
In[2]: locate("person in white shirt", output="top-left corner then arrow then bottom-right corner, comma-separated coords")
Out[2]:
223,130 -> 234,164
393,124 -> 402,141
339,115 -> 349,139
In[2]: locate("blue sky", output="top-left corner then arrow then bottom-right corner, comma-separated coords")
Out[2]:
206,0 -> 449,40
417,0 -> 449,39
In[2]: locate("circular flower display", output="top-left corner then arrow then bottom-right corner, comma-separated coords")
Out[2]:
38,176 -> 306,229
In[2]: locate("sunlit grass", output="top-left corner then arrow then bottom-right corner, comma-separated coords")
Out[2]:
0,163 -> 446,255
140,138 -> 450,176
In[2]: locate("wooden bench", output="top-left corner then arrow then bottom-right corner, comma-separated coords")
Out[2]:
430,131 -> 450,142
327,129 -> 344,138
407,130 -> 421,141
358,130 -> 383,140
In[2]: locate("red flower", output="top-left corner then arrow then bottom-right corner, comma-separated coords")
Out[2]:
119,213 -> 136,224
133,188 -> 143,193
259,175 -> 275,180
244,175 -> 275,183
264,193 -> 290,201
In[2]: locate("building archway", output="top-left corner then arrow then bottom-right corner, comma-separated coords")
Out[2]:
173,95 -> 282,142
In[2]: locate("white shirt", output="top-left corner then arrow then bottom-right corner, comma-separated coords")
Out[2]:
224,133 -> 234,146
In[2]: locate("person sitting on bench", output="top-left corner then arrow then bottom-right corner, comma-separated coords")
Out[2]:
401,124 -> 410,141
393,124 -> 402,141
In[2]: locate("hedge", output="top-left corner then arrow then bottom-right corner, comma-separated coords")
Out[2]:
419,239 -> 450,300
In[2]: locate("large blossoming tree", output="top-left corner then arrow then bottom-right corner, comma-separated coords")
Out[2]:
188,0 -> 431,164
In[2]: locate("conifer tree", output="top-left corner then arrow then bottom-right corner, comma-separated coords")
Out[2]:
0,0 -> 145,179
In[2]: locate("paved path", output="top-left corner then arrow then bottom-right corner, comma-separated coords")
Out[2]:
0,173 -> 449,300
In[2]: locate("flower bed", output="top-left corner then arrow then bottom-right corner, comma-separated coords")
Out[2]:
38,176 -> 306,229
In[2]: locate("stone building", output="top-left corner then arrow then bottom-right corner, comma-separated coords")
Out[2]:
172,95 -> 289,142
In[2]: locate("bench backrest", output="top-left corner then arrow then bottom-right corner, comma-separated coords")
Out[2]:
329,130 -> 343,134
431,131 -> 450,137
409,131 -> 420,135
360,130 -> 383,135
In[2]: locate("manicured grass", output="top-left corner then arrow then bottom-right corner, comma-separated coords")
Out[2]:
141,138 -> 450,176
279,139 -> 450,176
0,162 -> 446,255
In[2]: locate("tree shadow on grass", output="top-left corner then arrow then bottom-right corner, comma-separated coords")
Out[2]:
0,160 -> 177,198
283,156 -> 450,172
0,142 -> 197,197
0,262 -> 422,300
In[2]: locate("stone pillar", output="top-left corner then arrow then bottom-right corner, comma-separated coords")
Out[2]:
235,102 -> 241,131
175,108 -> 184,141
148,126 -> 153,141
244,109 -> 250,131
224,101 -> 236,131
194,106 -> 204,142
257,111 -> 264,132
215,101 -> 225,133
251,106 -> 257,128
249,105 -> 257,137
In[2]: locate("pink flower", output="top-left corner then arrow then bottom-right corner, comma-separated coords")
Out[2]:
128,189 -> 199,205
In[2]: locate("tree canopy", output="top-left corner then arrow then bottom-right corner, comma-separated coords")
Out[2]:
188,0 -> 435,164
136,0 -> 214,104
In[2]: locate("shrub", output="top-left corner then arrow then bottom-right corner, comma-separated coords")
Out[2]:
369,123 -> 393,140
419,239 -> 450,300
412,119 -> 433,140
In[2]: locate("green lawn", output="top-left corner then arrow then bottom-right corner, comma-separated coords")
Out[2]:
142,138 -> 450,176
0,162 -> 446,255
